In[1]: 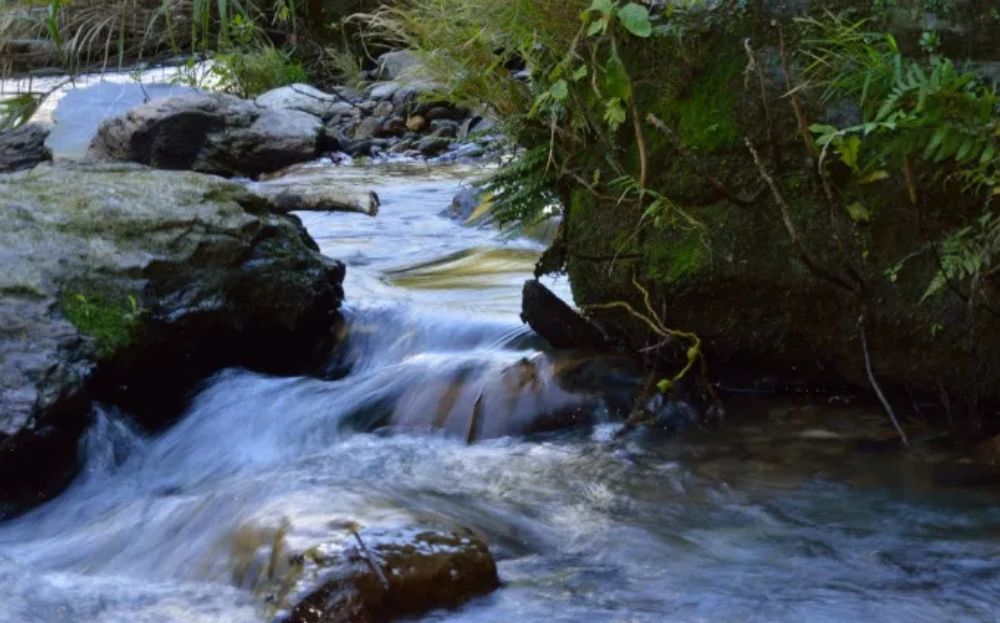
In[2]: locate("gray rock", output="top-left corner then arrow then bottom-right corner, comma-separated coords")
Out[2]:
88,92 -> 322,178
368,81 -> 401,101
255,83 -> 356,120
376,50 -> 422,81
416,136 -> 451,157
444,186 -> 484,222
0,123 -> 51,172
0,162 -> 344,517
353,116 -> 381,141
372,100 -> 394,119
48,82 -> 197,159
391,87 -> 418,114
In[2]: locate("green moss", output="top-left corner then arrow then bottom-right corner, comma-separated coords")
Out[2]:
647,229 -> 710,284
61,293 -> 142,358
671,54 -> 742,152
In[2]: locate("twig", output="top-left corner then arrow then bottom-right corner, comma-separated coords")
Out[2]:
776,23 -> 816,160
646,114 -> 761,206
350,530 -> 390,589
859,314 -> 910,448
631,101 -> 648,191
746,138 -> 857,292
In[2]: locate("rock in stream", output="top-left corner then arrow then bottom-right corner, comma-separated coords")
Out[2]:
0,162 -> 345,517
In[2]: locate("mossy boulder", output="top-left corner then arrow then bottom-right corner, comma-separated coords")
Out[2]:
538,1 -> 1000,434
0,162 -> 345,517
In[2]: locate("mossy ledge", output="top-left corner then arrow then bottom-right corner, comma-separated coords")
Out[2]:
0,163 -> 346,518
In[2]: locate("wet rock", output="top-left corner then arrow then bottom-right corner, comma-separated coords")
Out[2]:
256,84 -> 356,120
0,123 -> 51,173
284,527 -> 498,623
443,186 -> 486,223
0,162 -> 345,518
88,91 -> 322,178
387,351 -> 640,440
416,136 -> 451,157
521,280 -> 610,351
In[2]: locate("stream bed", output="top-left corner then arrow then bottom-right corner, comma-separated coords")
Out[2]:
1,162 -> 1000,622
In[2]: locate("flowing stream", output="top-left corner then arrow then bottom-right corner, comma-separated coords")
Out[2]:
2,162 -> 1000,622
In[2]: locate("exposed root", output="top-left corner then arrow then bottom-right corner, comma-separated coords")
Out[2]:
583,274 -> 705,395
746,139 -> 858,293
859,314 -> 910,448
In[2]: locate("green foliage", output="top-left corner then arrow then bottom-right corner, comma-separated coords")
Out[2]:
61,292 -> 143,358
0,93 -> 39,131
213,46 -> 308,98
804,14 -> 1000,306
482,146 -> 559,234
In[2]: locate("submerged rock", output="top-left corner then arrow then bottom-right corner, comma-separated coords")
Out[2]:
87,91 -> 323,178
0,124 -> 51,172
0,162 -> 345,517
226,518 -> 498,623
521,280 -> 611,352
283,527 -> 498,623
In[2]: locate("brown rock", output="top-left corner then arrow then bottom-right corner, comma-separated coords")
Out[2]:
405,115 -> 427,133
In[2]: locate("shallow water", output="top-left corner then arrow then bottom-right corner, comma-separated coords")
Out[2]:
2,162 -> 1000,622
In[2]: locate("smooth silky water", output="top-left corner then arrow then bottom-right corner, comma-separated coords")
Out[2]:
2,162 -> 1000,622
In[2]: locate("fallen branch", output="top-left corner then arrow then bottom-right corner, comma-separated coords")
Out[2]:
859,314 -> 910,448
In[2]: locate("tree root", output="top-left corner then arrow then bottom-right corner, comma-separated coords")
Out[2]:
859,314 -> 910,448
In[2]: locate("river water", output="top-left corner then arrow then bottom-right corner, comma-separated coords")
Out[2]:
2,162 -> 1000,622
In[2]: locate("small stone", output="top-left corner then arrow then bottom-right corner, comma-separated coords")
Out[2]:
378,117 -> 408,138
353,117 -> 381,141
372,101 -> 394,118
406,115 -> 428,133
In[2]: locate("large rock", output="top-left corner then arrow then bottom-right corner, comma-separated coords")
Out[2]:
256,84 -> 358,121
0,124 -> 51,172
87,92 -> 322,178
48,82 -> 198,159
0,162 -> 345,517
